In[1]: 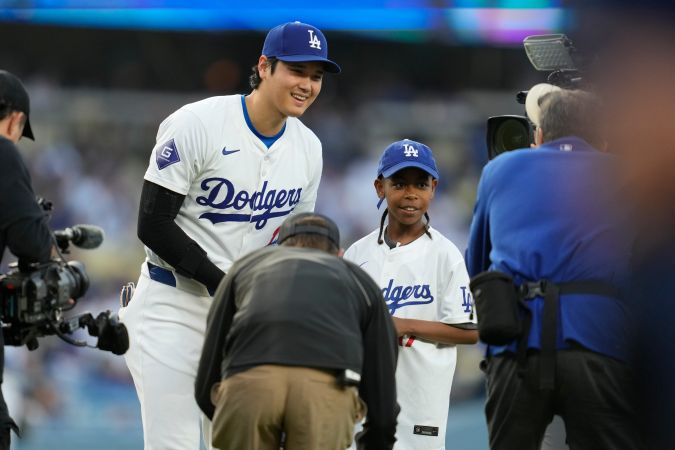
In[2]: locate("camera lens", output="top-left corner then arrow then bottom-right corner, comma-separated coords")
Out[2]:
65,261 -> 90,299
495,118 -> 530,154
487,115 -> 533,160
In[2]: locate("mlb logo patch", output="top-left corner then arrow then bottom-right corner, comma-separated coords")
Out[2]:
156,138 -> 181,170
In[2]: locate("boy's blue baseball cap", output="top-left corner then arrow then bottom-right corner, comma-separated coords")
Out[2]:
377,139 -> 439,180
262,21 -> 341,74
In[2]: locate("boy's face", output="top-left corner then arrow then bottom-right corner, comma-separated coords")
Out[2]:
375,167 -> 437,227
258,58 -> 324,118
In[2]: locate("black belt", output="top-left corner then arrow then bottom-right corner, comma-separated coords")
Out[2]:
517,280 -> 619,390
147,262 -> 215,296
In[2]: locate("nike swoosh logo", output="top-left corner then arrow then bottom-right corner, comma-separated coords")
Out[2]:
359,261 -> 368,267
222,147 -> 240,156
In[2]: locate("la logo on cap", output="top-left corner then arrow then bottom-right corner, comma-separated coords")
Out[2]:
403,143 -> 418,157
308,29 -> 321,49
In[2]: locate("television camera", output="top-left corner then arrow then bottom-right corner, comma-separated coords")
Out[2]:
0,220 -> 128,355
486,34 -> 586,160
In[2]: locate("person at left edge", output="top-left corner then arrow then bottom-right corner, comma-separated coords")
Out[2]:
0,70 -> 53,449
118,21 -> 340,450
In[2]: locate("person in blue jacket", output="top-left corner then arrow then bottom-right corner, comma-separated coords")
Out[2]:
466,89 -> 642,450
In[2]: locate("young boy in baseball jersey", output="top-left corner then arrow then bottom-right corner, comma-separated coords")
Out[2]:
344,139 -> 478,450
119,22 -> 340,450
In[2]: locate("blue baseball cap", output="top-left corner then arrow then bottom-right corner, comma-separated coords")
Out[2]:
377,139 -> 439,179
262,21 -> 341,74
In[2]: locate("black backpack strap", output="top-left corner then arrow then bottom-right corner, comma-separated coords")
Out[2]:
558,281 -> 620,298
539,281 -> 559,390
515,298 -> 532,379
519,279 -> 618,390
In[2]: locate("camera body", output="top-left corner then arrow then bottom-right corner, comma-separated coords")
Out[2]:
486,34 -> 585,160
0,259 -> 89,348
0,220 -> 128,355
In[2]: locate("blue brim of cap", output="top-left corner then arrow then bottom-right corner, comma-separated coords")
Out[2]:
276,55 -> 341,73
381,162 -> 439,179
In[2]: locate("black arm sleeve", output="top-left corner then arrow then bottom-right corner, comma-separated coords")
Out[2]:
349,263 -> 399,450
0,140 -> 52,264
137,180 -> 224,292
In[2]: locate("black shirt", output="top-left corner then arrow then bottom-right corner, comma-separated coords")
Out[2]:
0,136 -> 51,439
196,245 -> 399,450
0,136 -> 51,265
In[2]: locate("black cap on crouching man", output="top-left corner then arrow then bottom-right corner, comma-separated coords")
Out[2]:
0,70 -> 34,140
277,213 -> 341,254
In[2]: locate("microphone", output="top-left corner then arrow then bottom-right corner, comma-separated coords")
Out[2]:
54,224 -> 105,249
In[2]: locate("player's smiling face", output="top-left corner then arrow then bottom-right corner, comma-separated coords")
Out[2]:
376,167 -> 437,228
262,60 -> 324,118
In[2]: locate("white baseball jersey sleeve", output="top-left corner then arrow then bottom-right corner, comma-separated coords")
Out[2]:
344,227 -> 476,450
143,94 -> 322,274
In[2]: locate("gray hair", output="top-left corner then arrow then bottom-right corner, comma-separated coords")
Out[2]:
539,89 -> 604,148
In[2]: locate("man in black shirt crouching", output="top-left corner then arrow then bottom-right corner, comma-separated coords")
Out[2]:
0,70 -> 53,449
195,213 -> 399,450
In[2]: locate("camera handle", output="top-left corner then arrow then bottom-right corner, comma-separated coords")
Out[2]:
52,310 -> 129,355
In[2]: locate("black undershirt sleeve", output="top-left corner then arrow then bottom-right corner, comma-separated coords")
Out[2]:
137,180 -> 225,293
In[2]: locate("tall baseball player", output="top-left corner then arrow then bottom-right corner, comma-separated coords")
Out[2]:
118,21 -> 340,450
344,140 -> 478,450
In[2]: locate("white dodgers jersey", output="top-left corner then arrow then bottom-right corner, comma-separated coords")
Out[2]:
344,227 -> 475,450
143,94 -> 322,279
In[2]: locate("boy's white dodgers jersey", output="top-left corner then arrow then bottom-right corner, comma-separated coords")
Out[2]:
143,94 -> 322,275
344,226 -> 476,450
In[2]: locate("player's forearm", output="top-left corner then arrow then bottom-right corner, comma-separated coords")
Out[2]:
138,181 -> 225,292
394,317 -> 478,345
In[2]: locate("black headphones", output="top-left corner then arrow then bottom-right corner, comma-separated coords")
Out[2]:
277,213 -> 340,247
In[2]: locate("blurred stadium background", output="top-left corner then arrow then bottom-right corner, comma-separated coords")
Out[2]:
0,1 -> 568,449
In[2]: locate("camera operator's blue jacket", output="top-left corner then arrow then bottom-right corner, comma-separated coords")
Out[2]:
466,136 -> 635,362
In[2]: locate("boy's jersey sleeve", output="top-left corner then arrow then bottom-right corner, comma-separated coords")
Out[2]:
438,257 -> 476,325
144,107 -> 210,195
